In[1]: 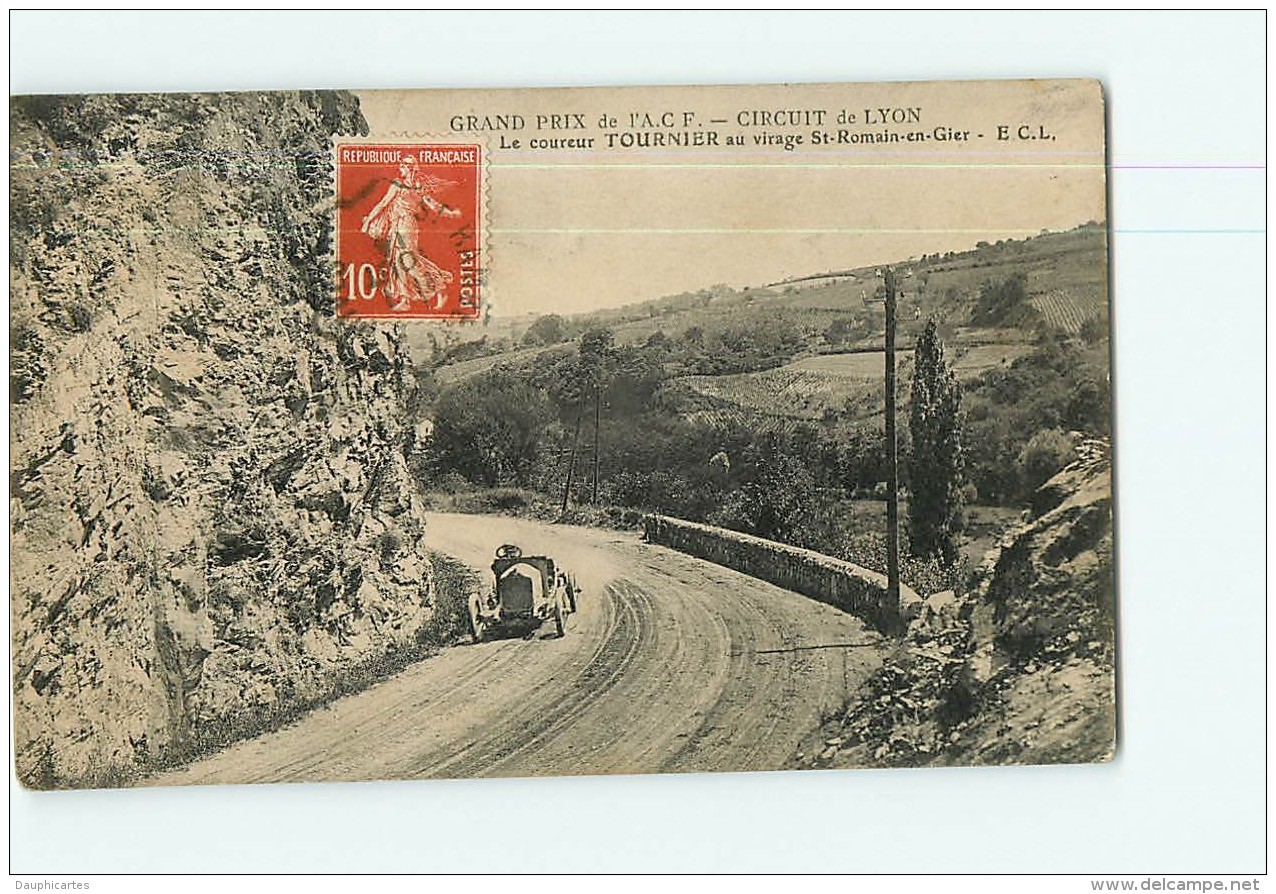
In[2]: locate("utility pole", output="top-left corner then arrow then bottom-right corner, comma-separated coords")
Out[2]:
591,384 -> 601,503
883,267 -> 901,621
561,412 -> 582,514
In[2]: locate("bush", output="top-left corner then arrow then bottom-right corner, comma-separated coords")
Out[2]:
963,337 -> 1108,507
709,443 -> 819,545
970,274 -> 1040,328
1017,429 -> 1076,494
430,368 -> 550,487
485,488 -> 531,511
522,314 -> 567,346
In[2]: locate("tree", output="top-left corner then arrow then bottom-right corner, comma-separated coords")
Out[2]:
825,317 -> 857,343
522,313 -> 566,346
645,329 -> 671,350
971,273 -> 1038,328
711,435 -> 818,545
545,327 -> 615,415
578,328 -> 615,505
430,369 -> 549,487
549,328 -> 617,509
577,327 -> 615,388
908,319 -> 964,564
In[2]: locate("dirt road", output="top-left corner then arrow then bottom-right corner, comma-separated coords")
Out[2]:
147,513 -> 887,786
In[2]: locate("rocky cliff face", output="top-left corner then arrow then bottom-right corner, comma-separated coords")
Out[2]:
806,439 -> 1115,768
10,92 -> 457,788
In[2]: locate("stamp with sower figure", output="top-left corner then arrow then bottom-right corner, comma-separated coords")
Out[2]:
335,140 -> 482,320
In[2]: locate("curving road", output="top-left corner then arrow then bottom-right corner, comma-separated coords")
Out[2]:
147,513 -> 887,786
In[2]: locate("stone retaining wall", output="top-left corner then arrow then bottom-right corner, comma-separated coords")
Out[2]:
642,515 -> 910,635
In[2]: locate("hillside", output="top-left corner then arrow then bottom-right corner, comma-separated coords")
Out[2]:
410,223 -> 1110,531
666,341 -> 1040,430
802,441 -> 1116,768
10,92 -> 468,788
421,225 -> 1107,418
424,225 -> 1104,351
623,223 -> 1106,345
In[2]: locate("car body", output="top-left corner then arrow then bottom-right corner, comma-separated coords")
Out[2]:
468,543 -> 579,642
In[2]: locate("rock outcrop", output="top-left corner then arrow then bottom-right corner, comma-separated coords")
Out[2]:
10,91 -> 460,788
808,439 -> 1115,768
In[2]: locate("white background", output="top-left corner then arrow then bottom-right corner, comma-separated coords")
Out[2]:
7,10 -> 1267,875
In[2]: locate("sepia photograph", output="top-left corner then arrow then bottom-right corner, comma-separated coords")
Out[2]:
7,9 -> 1268,883
10,78 -> 1115,791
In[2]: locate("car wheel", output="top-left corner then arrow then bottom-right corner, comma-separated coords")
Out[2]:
566,583 -> 578,614
469,596 -> 485,644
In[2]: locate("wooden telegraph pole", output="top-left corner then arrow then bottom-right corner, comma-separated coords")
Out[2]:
883,267 -> 901,618
561,412 -> 583,514
591,385 -> 601,504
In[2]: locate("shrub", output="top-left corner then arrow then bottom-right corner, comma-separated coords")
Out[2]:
1017,429 -> 1076,494
430,368 -> 550,487
970,274 -> 1040,328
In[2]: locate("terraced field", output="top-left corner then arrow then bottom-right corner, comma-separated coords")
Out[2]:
675,357 -> 883,425
1031,289 -> 1103,334
671,340 -> 1034,425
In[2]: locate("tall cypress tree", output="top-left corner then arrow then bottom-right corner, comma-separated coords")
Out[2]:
909,319 -> 964,564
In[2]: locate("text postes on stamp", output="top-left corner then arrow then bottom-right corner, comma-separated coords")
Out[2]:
335,141 -> 481,320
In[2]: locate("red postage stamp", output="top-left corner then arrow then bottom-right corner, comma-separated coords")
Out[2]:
335,141 -> 482,320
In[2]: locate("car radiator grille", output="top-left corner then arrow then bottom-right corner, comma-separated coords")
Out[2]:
499,571 -> 535,616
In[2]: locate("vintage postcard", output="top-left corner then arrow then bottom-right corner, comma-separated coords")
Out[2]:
9,79 -> 1113,789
